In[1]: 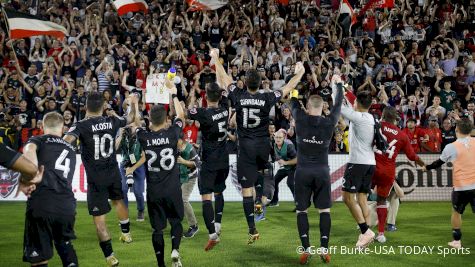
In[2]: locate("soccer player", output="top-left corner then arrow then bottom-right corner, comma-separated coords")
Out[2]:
64,93 -> 139,267
22,112 -> 78,267
340,89 -> 376,248
372,106 -> 425,243
212,48 -> 305,243
291,79 -> 344,264
425,117 -> 475,249
187,82 -> 229,250
126,79 -> 185,267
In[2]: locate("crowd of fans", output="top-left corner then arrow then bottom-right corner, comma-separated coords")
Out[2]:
0,0 -> 474,154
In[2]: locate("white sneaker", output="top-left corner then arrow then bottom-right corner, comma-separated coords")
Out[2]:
375,233 -> 386,243
448,240 -> 461,249
215,222 -> 221,236
171,249 -> 182,267
356,229 -> 375,248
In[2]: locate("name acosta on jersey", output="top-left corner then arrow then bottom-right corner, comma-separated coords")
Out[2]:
212,110 -> 229,121
92,122 -> 113,132
146,138 -> 170,147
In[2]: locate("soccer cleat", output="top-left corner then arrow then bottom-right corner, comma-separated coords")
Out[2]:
356,229 -> 375,248
137,211 -> 145,222
205,237 -> 220,251
319,247 -> 330,263
386,224 -> 397,232
448,240 -> 462,249
247,230 -> 260,245
255,203 -> 263,215
268,202 -> 279,207
183,225 -> 199,238
255,206 -> 266,222
119,232 -> 133,243
375,233 -> 387,243
171,249 -> 182,267
299,252 -> 312,265
106,255 -> 119,267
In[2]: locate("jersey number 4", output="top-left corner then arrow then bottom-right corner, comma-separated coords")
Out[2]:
243,108 -> 260,128
145,148 -> 175,172
55,149 -> 71,179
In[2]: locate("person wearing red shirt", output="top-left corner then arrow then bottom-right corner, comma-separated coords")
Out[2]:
183,119 -> 200,148
422,116 -> 443,152
402,118 -> 427,152
373,107 -> 425,243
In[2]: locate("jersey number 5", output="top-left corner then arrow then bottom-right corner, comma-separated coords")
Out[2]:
243,108 -> 260,128
145,148 -> 175,172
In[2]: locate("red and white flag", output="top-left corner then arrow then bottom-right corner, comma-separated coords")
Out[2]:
187,0 -> 228,11
359,0 -> 395,16
339,0 -> 357,25
113,0 -> 149,16
3,9 -> 68,40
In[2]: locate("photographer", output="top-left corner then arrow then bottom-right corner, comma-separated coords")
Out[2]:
116,123 -> 145,221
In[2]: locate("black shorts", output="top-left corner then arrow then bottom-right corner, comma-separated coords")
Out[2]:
342,163 -> 375,194
23,211 -> 76,264
452,189 -> 475,214
147,191 -> 184,231
87,178 -> 123,216
294,165 -> 331,210
237,138 -> 271,188
199,166 -> 229,195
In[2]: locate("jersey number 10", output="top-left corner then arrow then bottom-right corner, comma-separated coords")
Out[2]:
93,134 -> 114,160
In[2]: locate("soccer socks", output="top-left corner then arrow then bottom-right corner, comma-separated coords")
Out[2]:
120,218 -> 130,233
202,200 -> 216,234
243,196 -> 256,232
55,241 -> 78,267
453,229 -> 462,241
170,218 -> 183,250
319,212 -> 331,249
214,194 -> 224,224
297,211 -> 310,249
99,239 -> 114,258
377,206 -> 388,234
152,230 -> 165,267
358,222 -> 369,234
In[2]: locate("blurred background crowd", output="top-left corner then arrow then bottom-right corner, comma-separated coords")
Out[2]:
0,0 -> 474,154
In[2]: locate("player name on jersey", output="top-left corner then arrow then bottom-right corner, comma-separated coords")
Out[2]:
146,137 -> 170,146
211,110 -> 229,121
45,137 -> 75,150
91,122 -> 113,132
384,126 -> 399,136
240,99 -> 266,106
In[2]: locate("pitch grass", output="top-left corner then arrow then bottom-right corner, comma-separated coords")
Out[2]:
0,202 -> 474,267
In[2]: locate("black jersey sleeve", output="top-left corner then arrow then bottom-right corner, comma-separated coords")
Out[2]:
328,83 -> 344,126
172,118 -> 184,139
290,97 -> 304,121
267,90 -> 283,106
0,142 -> 21,169
65,122 -> 81,139
227,84 -> 237,107
187,107 -> 203,121
112,115 -> 127,128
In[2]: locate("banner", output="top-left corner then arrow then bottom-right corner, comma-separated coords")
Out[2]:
145,73 -> 169,104
3,9 -> 68,40
187,0 -> 228,11
359,0 -> 395,16
1,154 -> 452,202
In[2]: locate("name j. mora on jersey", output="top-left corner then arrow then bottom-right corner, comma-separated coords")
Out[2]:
296,245 -> 470,257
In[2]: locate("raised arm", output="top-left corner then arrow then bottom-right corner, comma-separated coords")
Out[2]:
166,78 -> 184,120
210,48 -> 233,90
281,62 -> 306,98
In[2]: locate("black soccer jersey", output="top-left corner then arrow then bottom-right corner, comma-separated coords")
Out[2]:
65,115 -> 126,183
188,106 -> 229,169
291,85 -> 343,166
227,85 -> 282,139
26,135 -> 77,216
0,142 -> 21,168
137,119 -> 183,198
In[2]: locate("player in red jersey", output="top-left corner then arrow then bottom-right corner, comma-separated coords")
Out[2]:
373,107 -> 426,243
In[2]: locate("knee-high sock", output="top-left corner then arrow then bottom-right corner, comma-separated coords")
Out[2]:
152,231 -> 165,267
319,212 -> 331,249
55,241 -> 78,267
214,194 -> 224,224
453,229 -> 462,241
243,196 -> 256,232
170,219 -> 183,250
297,212 -> 310,249
202,200 -> 216,234
377,205 -> 388,234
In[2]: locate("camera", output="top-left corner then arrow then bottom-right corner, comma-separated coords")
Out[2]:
126,173 -> 134,189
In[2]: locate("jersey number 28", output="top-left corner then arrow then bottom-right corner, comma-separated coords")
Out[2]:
145,148 -> 175,172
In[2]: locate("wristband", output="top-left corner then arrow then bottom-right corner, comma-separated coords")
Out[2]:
171,94 -> 178,99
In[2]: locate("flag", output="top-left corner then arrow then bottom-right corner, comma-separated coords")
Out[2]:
113,0 -> 149,16
339,0 -> 357,25
3,9 -> 68,40
187,0 -> 228,11
359,0 -> 395,16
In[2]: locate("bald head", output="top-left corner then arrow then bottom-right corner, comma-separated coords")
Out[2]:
307,95 -> 323,109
